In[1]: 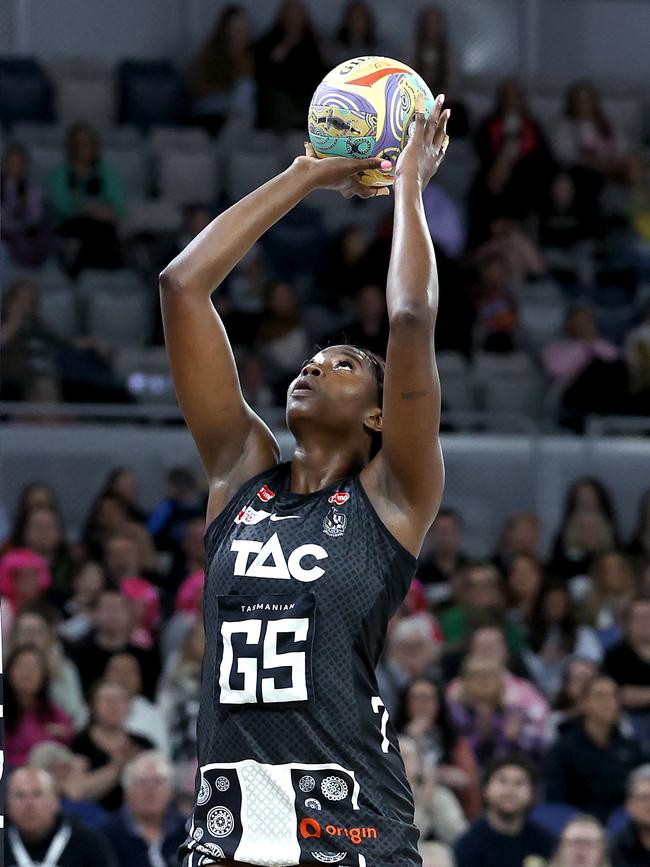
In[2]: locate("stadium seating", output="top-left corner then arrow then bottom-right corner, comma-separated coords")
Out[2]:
437,352 -> 476,413
0,56 -> 55,127
117,60 -> 188,130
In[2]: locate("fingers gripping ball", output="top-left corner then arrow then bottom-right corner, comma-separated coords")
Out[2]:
308,56 -> 435,187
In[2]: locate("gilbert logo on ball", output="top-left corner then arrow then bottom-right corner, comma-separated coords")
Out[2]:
308,56 -> 434,187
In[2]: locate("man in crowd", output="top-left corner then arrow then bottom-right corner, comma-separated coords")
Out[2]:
4,767 -> 116,867
103,751 -> 187,867
416,508 -> 468,604
611,765 -> 650,867
544,675 -> 646,823
454,756 -> 555,867
604,595 -> 650,739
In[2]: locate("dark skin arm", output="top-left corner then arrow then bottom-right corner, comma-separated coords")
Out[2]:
160,153 -> 391,523
361,93 -> 451,556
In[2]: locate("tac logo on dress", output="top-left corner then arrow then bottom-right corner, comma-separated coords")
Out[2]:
230,533 -> 328,582
323,507 -> 347,537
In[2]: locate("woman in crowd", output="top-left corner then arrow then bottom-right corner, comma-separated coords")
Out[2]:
547,815 -> 611,867
254,0 -> 327,130
551,475 -> 619,578
525,581 -> 603,698
59,560 -> 106,642
493,511 -> 541,572
4,644 -> 74,767
48,123 -> 125,276
82,491 -> 158,576
548,655 -> 600,738
190,3 -> 256,133
399,734 -> 468,845
505,552 -> 545,629
256,280 -> 310,401
99,466 -> 147,524
586,550 -> 638,647
1,141 -> 50,268
331,1 -> 380,65
398,676 -> 481,819
448,654 -> 545,766
8,503 -> 76,598
0,548 -> 52,635
103,651 -> 169,755
9,608 -> 87,729
71,679 -> 154,811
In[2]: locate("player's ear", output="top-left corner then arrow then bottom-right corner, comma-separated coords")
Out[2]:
364,406 -> 382,435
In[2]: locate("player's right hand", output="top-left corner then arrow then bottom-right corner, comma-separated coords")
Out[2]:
294,143 -> 392,199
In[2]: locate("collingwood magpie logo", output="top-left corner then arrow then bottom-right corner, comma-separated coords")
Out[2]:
323,507 -> 347,537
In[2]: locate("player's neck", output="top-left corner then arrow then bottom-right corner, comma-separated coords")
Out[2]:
290,444 -> 365,494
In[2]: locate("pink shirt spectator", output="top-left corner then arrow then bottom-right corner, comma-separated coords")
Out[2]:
121,577 -> 160,648
5,703 -> 74,767
446,670 -> 550,743
542,338 -> 619,387
0,548 -> 52,615
176,570 -> 205,614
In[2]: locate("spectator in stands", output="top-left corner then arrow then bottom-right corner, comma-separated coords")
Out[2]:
239,351 -> 275,408
256,280 -> 310,400
439,561 -> 525,654
103,751 -> 188,867
603,596 -> 650,739
627,490 -> 650,565
524,581 -> 603,698
190,4 -> 256,134
1,142 -> 50,268
544,675 -> 645,823
412,6 -> 468,137
471,250 -> 518,353
474,218 -> 546,288
4,767 -> 116,867
0,548 -> 52,633
505,554 -> 544,629
448,655 -> 545,765
104,532 -> 144,584
423,181 -> 467,260
553,81 -> 622,237
542,306 -> 625,431
104,652 -> 169,755
101,467 -> 147,524
610,765 -> 650,867
11,481 -> 61,516
331,1 -> 381,65
28,740 -> 112,829
328,283 -> 389,358
624,305 -> 650,410
148,466 -> 204,583
59,560 -> 106,642
71,679 -> 155,812
83,492 -> 158,577
317,226 -> 371,304
446,625 -> 549,741
67,589 -> 161,700
400,734 -> 469,844
156,618 -> 204,784
626,152 -> 650,280
254,0 -> 327,131
549,656 -> 600,738
9,503 -> 75,598
10,608 -> 87,730
551,476 -> 619,579
398,676 -> 481,819
469,78 -> 552,244
586,551 -> 638,647
494,512 -> 541,573
539,170 -> 587,254
377,614 -> 442,717
417,508 -> 468,603
548,814 -> 610,867
4,645 -> 74,768
49,123 -> 125,277
453,756 -> 555,867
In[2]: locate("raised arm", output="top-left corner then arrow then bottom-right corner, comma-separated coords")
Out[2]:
160,150 -> 391,519
362,94 -> 450,555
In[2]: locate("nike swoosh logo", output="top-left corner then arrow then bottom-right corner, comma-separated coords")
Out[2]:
269,515 -> 301,521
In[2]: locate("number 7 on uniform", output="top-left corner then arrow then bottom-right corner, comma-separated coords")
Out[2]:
371,696 -> 390,753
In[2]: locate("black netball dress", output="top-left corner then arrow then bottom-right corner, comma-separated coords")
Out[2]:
179,462 -> 421,867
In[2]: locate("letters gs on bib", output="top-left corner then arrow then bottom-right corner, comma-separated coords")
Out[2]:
217,592 -> 316,706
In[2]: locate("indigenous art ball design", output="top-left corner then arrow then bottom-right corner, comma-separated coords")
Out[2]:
308,56 -> 434,187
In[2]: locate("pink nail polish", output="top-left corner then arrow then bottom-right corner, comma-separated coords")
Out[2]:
380,160 -> 392,170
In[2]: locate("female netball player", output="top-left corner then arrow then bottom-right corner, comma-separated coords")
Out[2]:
161,92 -> 450,867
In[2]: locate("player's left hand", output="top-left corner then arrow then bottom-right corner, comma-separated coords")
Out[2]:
395,91 -> 451,187
296,143 -> 392,199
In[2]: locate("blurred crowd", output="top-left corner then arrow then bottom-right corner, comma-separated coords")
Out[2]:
2,466 -> 650,867
2,1 -> 650,430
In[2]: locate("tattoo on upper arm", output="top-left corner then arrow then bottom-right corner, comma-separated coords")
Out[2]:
401,390 -> 428,400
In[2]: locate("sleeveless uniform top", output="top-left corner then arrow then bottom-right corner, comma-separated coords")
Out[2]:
180,462 -> 421,867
